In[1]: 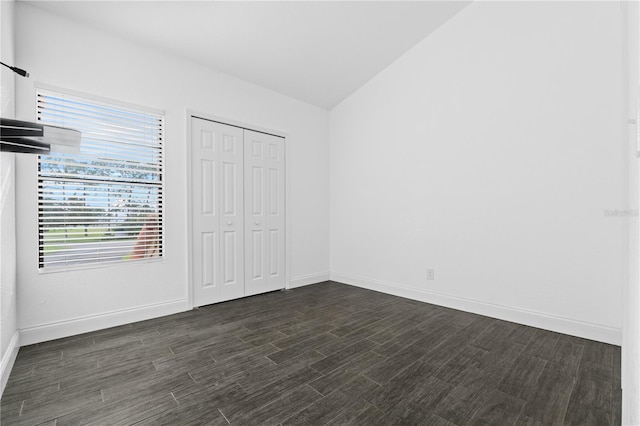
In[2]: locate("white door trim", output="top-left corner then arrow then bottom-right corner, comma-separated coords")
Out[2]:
185,109 -> 290,309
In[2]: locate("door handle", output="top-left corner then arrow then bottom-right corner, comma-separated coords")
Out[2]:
227,221 -> 232,226
255,221 -> 260,225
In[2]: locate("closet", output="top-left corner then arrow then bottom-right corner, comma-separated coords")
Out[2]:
190,117 -> 285,307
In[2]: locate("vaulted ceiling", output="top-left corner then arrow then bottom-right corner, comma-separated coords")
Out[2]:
23,1 -> 471,109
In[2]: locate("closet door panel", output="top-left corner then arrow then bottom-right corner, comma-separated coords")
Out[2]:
191,117 -> 221,306
266,138 -> 286,291
245,130 -> 285,296
191,117 -> 244,306
244,134 -> 267,296
219,127 -> 245,302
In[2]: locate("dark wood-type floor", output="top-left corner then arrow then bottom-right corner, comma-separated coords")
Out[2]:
1,281 -> 621,425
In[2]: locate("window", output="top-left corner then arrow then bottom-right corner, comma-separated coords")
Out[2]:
37,89 -> 164,269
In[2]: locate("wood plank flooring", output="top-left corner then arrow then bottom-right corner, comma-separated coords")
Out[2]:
1,281 -> 621,425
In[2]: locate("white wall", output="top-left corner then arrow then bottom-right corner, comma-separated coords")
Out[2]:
14,3 -> 329,344
330,1 -> 626,345
0,0 -> 20,396
623,2 -> 640,423
624,142 -> 640,421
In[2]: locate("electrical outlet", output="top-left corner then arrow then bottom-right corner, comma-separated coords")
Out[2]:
427,268 -> 435,281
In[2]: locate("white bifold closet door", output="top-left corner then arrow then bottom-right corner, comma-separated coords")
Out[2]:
244,130 -> 285,296
191,118 -> 245,306
191,117 -> 285,307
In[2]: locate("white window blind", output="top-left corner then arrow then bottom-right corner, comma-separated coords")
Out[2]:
37,89 -> 164,269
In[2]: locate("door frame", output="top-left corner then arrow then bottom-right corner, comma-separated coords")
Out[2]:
185,110 -> 291,309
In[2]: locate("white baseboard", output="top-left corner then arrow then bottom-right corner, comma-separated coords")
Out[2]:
288,272 -> 330,289
20,298 -> 190,346
331,272 -> 621,345
1,330 -> 20,397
